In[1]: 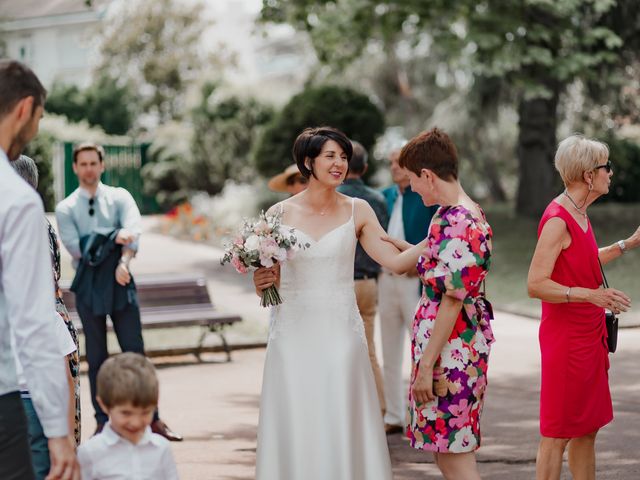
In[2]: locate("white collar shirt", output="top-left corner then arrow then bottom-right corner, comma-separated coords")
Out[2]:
0,150 -> 69,437
78,423 -> 179,480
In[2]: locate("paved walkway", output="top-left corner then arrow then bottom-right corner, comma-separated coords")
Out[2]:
56,216 -> 640,479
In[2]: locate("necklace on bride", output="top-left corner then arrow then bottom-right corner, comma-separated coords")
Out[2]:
309,195 -> 337,216
563,189 -> 588,218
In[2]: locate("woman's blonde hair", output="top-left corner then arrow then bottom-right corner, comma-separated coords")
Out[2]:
555,134 -> 609,187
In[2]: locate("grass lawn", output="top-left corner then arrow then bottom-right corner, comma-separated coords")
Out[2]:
486,202 -> 640,318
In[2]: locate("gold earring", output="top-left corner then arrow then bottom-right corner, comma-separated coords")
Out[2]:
588,182 -> 593,191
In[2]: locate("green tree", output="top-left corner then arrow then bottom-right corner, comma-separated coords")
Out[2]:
22,132 -> 56,211
142,85 -> 274,208
83,75 -> 136,135
190,83 -> 274,195
261,0 -> 640,216
96,0 -> 211,122
253,85 -> 385,177
45,75 -> 135,135
45,82 -> 86,124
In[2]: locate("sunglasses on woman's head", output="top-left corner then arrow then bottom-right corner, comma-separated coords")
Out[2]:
594,160 -> 612,173
88,197 -> 95,216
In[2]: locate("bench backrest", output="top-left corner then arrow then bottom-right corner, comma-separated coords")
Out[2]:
61,275 -> 212,312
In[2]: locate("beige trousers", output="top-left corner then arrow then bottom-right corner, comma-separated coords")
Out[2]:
354,278 -> 386,415
378,272 -> 421,426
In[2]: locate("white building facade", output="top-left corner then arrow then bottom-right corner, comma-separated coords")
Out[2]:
0,0 -> 109,88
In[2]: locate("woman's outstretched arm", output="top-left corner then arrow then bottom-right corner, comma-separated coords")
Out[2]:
356,199 -> 427,274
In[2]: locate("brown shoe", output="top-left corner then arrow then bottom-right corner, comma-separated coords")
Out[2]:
93,423 -> 105,436
384,423 -> 403,435
151,419 -> 183,442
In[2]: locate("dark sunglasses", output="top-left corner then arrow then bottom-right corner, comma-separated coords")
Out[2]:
88,197 -> 95,216
594,160 -> 612,173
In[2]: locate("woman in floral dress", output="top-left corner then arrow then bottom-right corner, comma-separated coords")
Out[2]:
389,128 -> 494,479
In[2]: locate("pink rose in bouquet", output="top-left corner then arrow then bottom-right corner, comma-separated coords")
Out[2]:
221,209 -> 309,306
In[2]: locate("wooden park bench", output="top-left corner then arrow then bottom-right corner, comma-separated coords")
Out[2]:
60,274 -> 242,362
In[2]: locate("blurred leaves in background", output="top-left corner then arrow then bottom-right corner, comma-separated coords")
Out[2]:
22,131 -> 55,211
260,0 -> 640,216
46,74 -> 136,135
253,85 -> 385,177
142,83 -> 273,209
190,82 -> 274,195
96,0 -> 212,123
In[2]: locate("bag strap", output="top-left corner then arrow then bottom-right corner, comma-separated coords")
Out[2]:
598,259 -> 610,289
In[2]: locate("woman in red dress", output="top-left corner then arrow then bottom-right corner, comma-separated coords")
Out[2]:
528,134 -> 640,479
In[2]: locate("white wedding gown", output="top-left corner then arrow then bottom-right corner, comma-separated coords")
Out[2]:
256,202 -> 393,480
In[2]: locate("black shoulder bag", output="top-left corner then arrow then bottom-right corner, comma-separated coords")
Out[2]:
598,260 -> 618,353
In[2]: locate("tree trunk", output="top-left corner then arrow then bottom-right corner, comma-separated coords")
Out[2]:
481,154 -> 508,202
516,93 -> 559,217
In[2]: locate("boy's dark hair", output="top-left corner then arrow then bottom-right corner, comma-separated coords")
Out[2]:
97,353 -> 159,408
292,126 -> 353,179
399,127 -> 458,181
0,59 -> 47,119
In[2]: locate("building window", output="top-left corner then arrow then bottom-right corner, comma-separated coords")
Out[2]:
17,35 -> 34,64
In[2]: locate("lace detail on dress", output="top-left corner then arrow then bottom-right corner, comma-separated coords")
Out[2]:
266,202 -> 360,344
350,303 -> 367,346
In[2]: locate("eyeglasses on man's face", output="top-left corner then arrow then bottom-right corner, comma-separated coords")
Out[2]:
88,197 -> 95,216
594,160 -> 612,174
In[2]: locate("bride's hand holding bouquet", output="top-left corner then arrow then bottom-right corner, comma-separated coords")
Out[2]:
221,210 -> 308,307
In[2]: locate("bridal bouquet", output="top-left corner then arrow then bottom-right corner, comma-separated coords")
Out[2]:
221,210 -> 308,307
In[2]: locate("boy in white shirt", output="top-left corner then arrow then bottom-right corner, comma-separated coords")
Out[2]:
77,353 -> 179,480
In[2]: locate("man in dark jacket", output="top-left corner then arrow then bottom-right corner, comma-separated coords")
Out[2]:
337,141 -> 388,416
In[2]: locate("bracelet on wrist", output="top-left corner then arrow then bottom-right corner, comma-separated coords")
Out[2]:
565,287 -> 571,303
617,239 -> 627,255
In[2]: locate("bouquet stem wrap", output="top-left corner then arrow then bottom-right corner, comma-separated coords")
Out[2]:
261,284 -> 283,307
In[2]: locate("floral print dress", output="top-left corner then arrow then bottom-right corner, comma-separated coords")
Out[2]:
47,219 -> 81,445
407,205 -> 494,453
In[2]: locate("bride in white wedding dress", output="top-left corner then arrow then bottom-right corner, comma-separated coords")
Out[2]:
252,127 -> 429,480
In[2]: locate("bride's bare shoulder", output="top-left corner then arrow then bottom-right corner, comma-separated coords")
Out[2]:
267,197 -> 303,217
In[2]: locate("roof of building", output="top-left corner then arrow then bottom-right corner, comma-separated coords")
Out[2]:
0,0 -> 109,20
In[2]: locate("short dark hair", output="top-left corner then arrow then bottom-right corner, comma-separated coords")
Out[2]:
292,126 -> 353,179
11,155 -> 39,189
73,142 -> 105,163
0,59 -> 47,119
399,127 -> 458,181
97,353 -> 159,408
349,141 -> 368,175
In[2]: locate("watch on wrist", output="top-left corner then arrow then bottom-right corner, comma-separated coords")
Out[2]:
617,239 -> 627,254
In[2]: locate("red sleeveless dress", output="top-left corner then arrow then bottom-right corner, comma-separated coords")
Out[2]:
538,201 -> 612,438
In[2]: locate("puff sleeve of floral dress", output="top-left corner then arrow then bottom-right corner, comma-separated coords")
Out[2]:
407,205 -> 494,453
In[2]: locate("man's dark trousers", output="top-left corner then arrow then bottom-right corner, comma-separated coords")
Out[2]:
76,299 -> 148,424
0,391 -> 36,480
